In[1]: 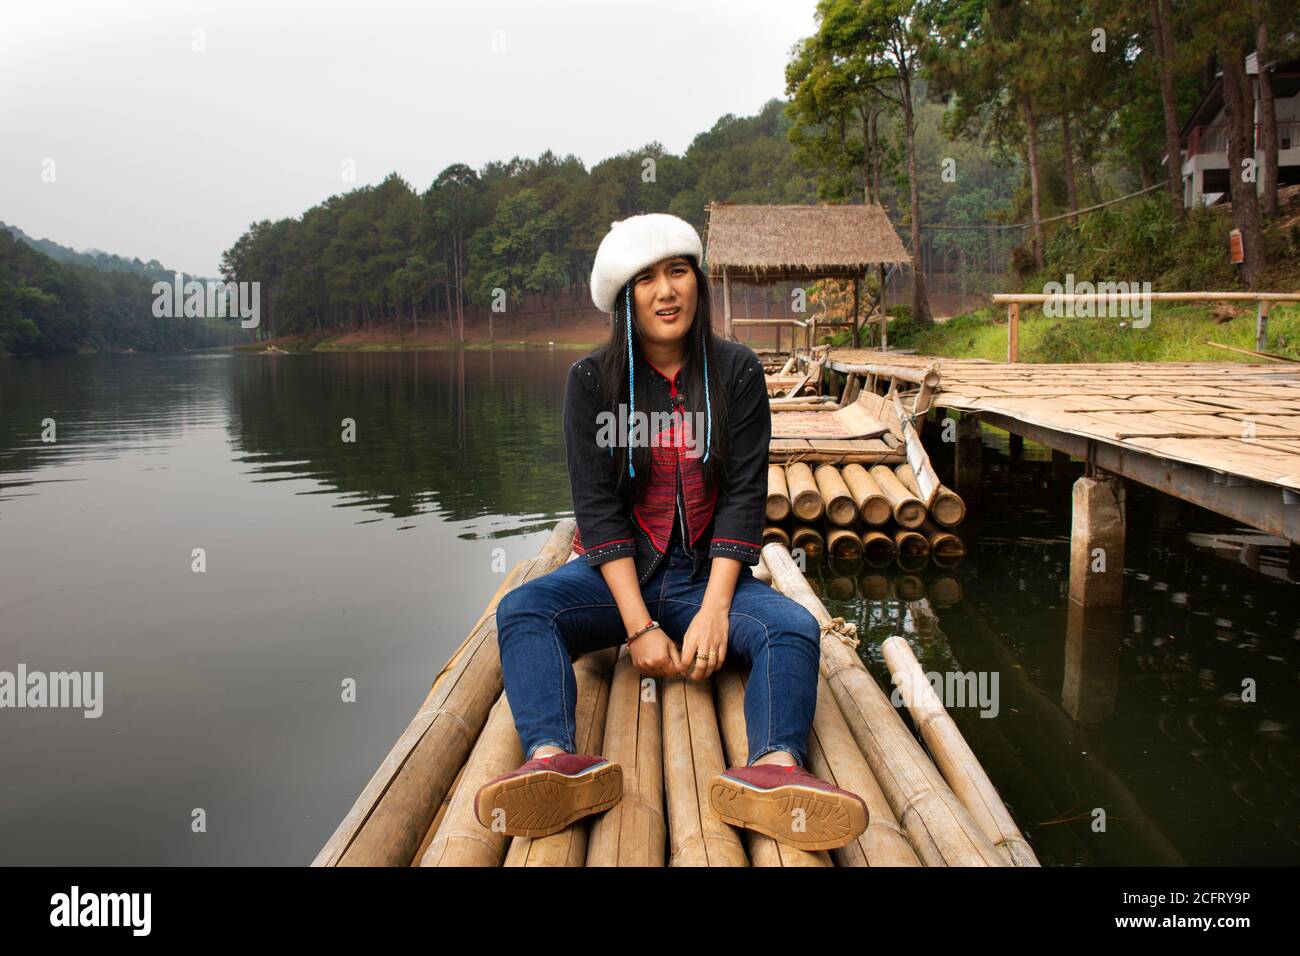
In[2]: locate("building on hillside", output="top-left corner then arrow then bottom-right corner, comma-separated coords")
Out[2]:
1170,53 -> 1300,208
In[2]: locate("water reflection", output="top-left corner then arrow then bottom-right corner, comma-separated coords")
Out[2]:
223,350 -> 573,531
814,439 -> 1300,866
3,353 -> 1297,865
0,349 -> 586,865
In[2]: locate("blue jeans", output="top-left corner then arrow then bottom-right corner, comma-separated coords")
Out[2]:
495,537 -> 822,767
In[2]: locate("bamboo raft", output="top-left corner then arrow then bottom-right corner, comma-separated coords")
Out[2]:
766,358 -> 959,560
314,519 -> 1036,868
763,461 -> 968,568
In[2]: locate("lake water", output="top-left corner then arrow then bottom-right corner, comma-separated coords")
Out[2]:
1,352 -> 1297,865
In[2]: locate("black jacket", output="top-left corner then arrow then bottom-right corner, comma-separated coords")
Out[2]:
564,339 -> 770,584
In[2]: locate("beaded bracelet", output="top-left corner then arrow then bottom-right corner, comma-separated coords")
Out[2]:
626,619 -> 661,645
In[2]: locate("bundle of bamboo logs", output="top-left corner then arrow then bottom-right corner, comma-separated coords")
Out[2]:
765,462 -> 968,570
314,520 -> 1035,868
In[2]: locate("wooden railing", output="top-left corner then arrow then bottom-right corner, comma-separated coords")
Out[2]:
1186,121 -> 1300,158
991,292 -> 1300,363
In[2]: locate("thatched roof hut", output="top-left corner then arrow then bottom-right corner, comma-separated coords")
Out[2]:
703,203 -> 911,346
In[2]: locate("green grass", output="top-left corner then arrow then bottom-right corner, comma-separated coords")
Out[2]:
828,303 -> 1300,364
822,189 -> 1300,364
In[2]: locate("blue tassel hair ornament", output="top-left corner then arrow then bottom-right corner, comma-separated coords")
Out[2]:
619,269 -> 714,476
624,281 -> 636,477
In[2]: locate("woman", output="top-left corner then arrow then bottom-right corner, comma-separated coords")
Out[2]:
476,213 -> 868,852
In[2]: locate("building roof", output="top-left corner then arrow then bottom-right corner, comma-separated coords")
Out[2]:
1178,56 -> 1300,138
704,203 -> 910,280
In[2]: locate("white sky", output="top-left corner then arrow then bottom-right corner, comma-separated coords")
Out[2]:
1,0 -> 819,275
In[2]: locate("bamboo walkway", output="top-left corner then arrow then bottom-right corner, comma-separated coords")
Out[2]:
313,519 -> 1035,868
827,350 -> 1300,542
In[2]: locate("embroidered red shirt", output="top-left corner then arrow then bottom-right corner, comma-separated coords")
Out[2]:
565,340 -> 769,584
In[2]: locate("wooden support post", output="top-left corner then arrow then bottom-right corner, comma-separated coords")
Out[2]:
1007,302 -> 1019,363
1068,475 -> 1126,608
879,263 -> 888,351
1051,449 -> 1071,485
851,275 -> 861,348
1257,300 -> 1270,353
1008,432 -> 1024,461
954,415 -> 982,504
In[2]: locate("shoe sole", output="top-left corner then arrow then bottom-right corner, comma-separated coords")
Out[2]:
475,762 -> 623,838
708,773 -> 868,851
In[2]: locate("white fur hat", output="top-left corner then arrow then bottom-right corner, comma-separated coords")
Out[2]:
589,213 -> 703,314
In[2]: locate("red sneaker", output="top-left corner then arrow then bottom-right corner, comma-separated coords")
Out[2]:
473,753 -> 623,838
708,763 -> 869,851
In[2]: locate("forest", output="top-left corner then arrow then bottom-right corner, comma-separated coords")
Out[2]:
215,1 -> 1298,343
5,0 -> 1297,354
0,226 -> 243,355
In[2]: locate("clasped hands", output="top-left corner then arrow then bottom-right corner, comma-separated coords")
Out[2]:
629,603 -> 729,681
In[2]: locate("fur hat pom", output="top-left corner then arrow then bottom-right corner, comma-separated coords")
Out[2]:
589,213 -> 703,314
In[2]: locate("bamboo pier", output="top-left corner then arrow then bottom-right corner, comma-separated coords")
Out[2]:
826,349 -> 1300,543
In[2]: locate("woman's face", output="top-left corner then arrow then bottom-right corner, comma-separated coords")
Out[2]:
632,255 -> 697,352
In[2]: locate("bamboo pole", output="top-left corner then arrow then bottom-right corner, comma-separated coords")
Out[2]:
419,693 -> 521,866
1204,339 -> 1299,363
921,520 -> 966,562
714,668 -> 829,867
790,524 -> 825,559
892,390 -> 941,500
870,465 -> 926,528
881,636 -> 1039,866
826,526 -> 864,560
662,676 -> 748,866
806,677 -> 922,867
860,530 -> 897,563
842,463 -> 892,526
762,525 -> 792,549
814,464 -> 859,527
586,647 -> 666,866
993,291 -> 1300,303
502,647 -> 620,867
410,762 -> 465,865
833,363 -> 940,389
313,520 -> 578,867
784,462 -> 824,522
894,529 -> 929,559
898,552 -> 930,574
896,464 -> 967,527
766,464 -> 792,522
762,543 -> 1005,866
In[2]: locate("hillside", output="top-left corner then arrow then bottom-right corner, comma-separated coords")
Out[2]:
829,186 -> 1300,364
0,230 -> 245,355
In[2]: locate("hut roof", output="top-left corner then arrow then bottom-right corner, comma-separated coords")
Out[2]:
704,203 -> 910,279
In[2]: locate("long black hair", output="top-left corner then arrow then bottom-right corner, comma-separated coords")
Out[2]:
595,255 -> 731,505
